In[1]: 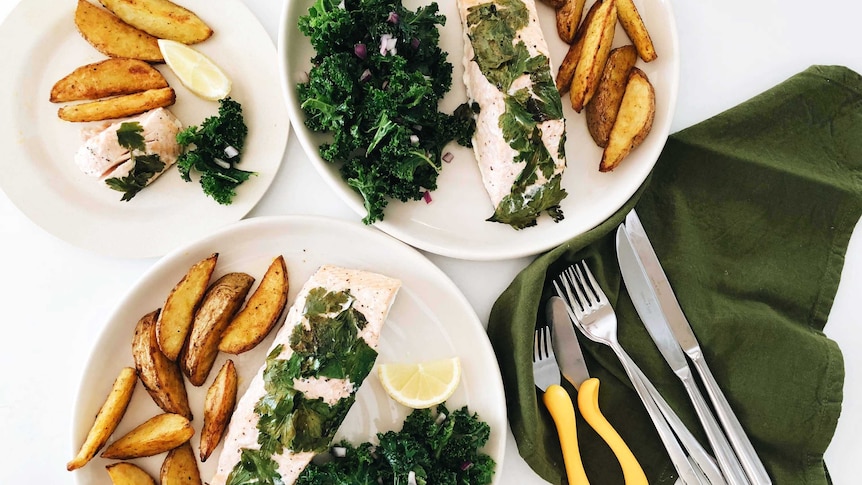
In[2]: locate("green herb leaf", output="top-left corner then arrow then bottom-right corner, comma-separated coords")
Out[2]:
116,122 -> 146,152
104,154 -> 165,201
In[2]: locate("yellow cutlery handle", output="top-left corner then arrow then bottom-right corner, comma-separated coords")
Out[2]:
543,384 -> 589,485
577,378 -> 647,485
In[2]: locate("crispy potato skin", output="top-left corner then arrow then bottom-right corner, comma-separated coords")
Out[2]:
219,255 -> 289,354
106,462 -> 157,485
556,0 -> 586,44
100,0 -> 213,44
50,58 -> 167,103
570,0 -> 618,112
555,0 -> 600,94
600,67 -> 655,171
132,309 -> 193,420
585,44 -> 638,147
158,253 -> 219,361
181,273 -> 254,386
200,359 -> 238,462
67,367 -> 137,471
616,0 -> 657,61
57,86 -> 175,122
74,0 -> 163,62
160,442 -> 203,485
101,413 -> 194,460
539,0 -> 568,7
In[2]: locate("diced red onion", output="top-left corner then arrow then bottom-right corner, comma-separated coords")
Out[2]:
359,69 -> 372,83
407,471 -> 417,485
224,145 -> 239,158
213,158 -> 231,169
354,43 -> 367,59
422,191 -> 432,204
387,11 -> 399,24
410,134 -> 419,145
442,151 -> 454,163
331,446 -> 347,458
435,412 -> 447,424
460,461 -> 474,471
411,37 -> 420,50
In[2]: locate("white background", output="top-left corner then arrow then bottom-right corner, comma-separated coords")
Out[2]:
0,0 -> 859,483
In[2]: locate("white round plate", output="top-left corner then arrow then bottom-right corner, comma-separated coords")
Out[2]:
280,0 -> 678,260
0,0 -> 290,259
70,215 -> 507,484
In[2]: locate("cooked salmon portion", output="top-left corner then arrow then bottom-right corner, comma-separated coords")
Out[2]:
74,107 -> 182,180
211,264 -> 401,485
457,0 -> 568,229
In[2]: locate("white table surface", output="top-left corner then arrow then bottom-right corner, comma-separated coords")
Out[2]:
1,0 -> 859,483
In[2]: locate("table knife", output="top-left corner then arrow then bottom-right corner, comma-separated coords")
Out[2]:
547,296 -> 648,485
623,210 -> 772,485
617,223 -> 749,485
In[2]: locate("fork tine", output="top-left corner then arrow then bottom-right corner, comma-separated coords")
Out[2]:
532,327 -> 541,362
576,261 -> 604,304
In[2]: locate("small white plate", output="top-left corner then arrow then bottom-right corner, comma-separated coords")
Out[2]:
70,215 -> 507,484
0,0 -> 289,259
280,0 -> 679,260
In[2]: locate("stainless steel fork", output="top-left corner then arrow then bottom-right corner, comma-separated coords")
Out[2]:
555,262 -> 723,485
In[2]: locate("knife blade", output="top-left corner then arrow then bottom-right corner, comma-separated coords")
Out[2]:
546,296 -> 648,485
622,210 -> 772,485
617,222 -> 748,485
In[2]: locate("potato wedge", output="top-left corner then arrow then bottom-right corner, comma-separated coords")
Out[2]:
160,442 -> 202,485
555,0 -> 600,94
132,309 -> 193,420
616,0 -> 657,62
570,0 -> 617,113
600,67 -> 655,172
158,253 -> 219,361
199,359 -> 237,462
585,44 -> 638,147
181,272 -> 254,386
67,367 -> 137,471
539,0 -> 568,7
100,0 -> 213,45
57,86 -> 175,122
101,413 -> 194,460
50,58 -> 168,103
74,0 -> 163,62
106,462 -> 157,485
555,0 -> 586,44
219,256 -> 288,354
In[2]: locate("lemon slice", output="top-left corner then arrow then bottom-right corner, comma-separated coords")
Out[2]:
158,39 -> 231,100
378,357 -> 461,409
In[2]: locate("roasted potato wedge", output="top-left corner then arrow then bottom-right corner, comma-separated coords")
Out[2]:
585,44 -> 638,147
555,0 -> 600,94
181,272 -> 254,386
616,0 -> 657,62
200,359 -> 237,462
157,253 -> 219,361
57,86 -> 175,122
555,0 -> 586,44
133,309 -> 193,420
106,462 -> 157,485
600,67 -> 655,172
67,367 -> 137,471
101,412 -> 194,460
539,0 -> 568,7
50,58 -> 168,103
570,0 -> 617,112
74,0 -> 163,62
160,442 -> 202,485
100,0 -> 213,44
219,256 -> 289,354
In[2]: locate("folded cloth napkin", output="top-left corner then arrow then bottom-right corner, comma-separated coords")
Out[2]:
488,65 -> 862,485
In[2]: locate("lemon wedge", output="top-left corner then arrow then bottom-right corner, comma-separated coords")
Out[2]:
378,357 -> 461,409
158,39 -> 231,100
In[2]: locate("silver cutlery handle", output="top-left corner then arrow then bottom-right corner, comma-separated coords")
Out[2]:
681,371 -> 750,484
611,345 -> 708,485
691,355 -> 772,485
620,351 -> 726,485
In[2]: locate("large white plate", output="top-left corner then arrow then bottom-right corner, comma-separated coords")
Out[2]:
0,0 -> 289,259
70,215 -> 507,484
280,0 -> 678,260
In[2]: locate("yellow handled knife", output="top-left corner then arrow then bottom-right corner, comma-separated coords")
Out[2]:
547,296 -> 648,485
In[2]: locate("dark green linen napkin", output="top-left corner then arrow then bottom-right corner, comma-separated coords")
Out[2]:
488,65 -> 862,484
